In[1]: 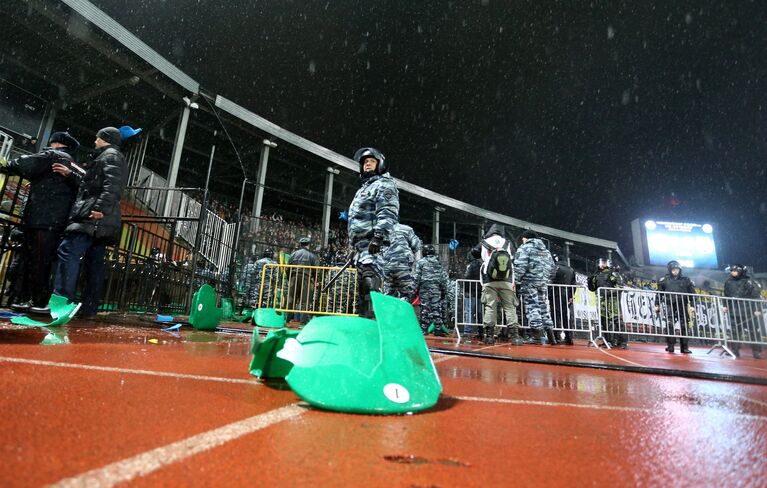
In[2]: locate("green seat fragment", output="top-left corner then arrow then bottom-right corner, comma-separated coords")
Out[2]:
253,308 -> 286,328
237,308 -> 254,323
277,291 -> 442,414
11,294 -> 81,327
249,328 -> 299,379
189,284 -> 222,331
221,298 -> 235,320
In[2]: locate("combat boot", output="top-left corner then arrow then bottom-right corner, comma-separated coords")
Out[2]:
544,327 -> 557,345
509,326 -> 524,346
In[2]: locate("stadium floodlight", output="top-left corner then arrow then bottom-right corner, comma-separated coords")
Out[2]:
644,220 -> 656,230
702,224 -> 713,234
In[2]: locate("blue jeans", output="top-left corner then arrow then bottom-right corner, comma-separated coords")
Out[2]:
54,233 -> 107,315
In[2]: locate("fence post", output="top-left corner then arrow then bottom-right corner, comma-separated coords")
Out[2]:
117,224 -> 138,312
187,189 -> 208,309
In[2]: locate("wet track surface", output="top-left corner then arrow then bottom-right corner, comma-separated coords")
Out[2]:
0,319 -> 765,487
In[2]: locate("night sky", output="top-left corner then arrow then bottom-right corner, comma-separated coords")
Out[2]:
92,0 -> 767,270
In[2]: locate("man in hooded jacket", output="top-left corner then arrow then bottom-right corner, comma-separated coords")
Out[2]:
53,127 -> 126,317
1,131 -> 82,313
480,224 -> 521,344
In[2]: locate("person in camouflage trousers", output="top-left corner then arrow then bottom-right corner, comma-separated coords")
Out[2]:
383,223 -> 421,301
347,147 -> 399,318
588,258 -> 626,348
514,230 -> 556,345
246,249 -> 276,307
415,245 -> 448,334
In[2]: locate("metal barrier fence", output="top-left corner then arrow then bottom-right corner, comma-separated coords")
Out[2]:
258,263 -> 357,318
596,287 -> 767,357
454,280 -> 598,344
0,131 -> 13,163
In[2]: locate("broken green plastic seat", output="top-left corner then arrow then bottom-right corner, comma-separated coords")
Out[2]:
11,294 -> 81,327
221,298 -> 235,320
188,284 -> 222,331
249,327 -> 300,379
277,291 -> 442,415
237,308 -> 253,323
253,308 -> 286,328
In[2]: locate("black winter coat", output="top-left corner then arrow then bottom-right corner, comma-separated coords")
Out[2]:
66,145 -> 126,242
3,148 -> 80,230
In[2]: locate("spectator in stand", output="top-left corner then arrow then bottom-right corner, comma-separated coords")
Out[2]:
53,127 -> 126,317
1,131 -> 82,314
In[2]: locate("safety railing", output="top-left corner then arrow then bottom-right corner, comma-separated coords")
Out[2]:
594,287 -> 767,357
0,131 -> 13,163
257,263 -> 358,318
454,280 -> 598,344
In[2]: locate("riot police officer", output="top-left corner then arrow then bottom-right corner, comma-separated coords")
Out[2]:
723,264 -> 763,359
415,244 -> 448,334
655,260 -> 695,354
347,147 -> 400,318
288,237 -> 319,324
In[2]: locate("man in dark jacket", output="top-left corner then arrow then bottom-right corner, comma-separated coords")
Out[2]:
462,245 -> 483,335
723,264 -> 763,359
655,260 -> 696,354
53,127 -> 126,317
549,254 -> 577,345
588,258 -> 627,348
288,237 -> 320,324
1,131 -> 82,313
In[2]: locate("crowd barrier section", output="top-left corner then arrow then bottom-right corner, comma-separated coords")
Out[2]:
257,263 -> 358,317
0,131 -> 13,163
594,287 -> 767,358
454,280 -> 599,345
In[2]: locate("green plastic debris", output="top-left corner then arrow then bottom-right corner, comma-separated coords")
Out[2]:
277,291 -> 442,415
237,308 -> 254,323
40,328 -> 69,345
11,294 -> 81,327
427,323 -> 435,334
253,308 -> 286,328
188,284 -> 222,331
249,327 -> 300,379
221,298 -> 235,320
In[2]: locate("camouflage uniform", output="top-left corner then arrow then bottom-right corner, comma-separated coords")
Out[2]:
415,255 -> 448,332
348,171 -> 399,318
444,278 -> 456,326
383,223 -> 421,301
514,237 -> 556,332
288,247 -> 319,324
588,266 -> 625,347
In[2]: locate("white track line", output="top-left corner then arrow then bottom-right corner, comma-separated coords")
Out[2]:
597,348 -> 645,367
50,404 -> 304,488
455,395 -> 767,421
0,356 -> 258,385
735,394 -> 767,409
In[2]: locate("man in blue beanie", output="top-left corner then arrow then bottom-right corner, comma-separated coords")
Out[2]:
53,126 -> 126,317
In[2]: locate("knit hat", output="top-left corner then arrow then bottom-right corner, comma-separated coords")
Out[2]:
522,229 -> 538,240
96,127 -> 122,146
48,131 -> 80,150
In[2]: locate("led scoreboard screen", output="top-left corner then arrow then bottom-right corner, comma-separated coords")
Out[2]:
643,220 -> 718,269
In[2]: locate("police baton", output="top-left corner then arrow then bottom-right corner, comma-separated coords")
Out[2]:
322,251 -> 356,293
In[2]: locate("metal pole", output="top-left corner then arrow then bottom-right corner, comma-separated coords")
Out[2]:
38,102 -> 58,151
118,224 -> 139,312
322,167 -> 339,248
186,141 -> 216,306
230,178 -> 249,298
252,139 -> 276,233
433,207 -> 444,245
164,104 -> 191,217
564,241 -> 573,267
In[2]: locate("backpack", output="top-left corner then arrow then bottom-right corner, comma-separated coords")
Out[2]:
485,241 -> 512,281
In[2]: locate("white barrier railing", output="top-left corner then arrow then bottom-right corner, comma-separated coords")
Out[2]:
0,131 -> 13,163
595,287 -> 767,358
454,280 -> 599,345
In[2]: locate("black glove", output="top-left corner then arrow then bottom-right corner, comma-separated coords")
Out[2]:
368,233 -> 384,255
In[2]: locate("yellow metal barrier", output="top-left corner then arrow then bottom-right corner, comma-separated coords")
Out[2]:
258,264 -> 358,317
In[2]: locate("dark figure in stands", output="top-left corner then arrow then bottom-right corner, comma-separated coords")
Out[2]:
549,254 -> 576,345
288,237 -> 319,324
723,264 -> 763,359
655,260 -> 695,354
1,131 -> 82,314
53,127 -> 126,317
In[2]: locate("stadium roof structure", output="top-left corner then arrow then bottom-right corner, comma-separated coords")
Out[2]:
1,0 -> 627,265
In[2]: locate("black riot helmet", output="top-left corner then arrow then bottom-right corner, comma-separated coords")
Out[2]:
597,257 -> 612,269
423,244 -> 436,257
726,264 -> 745,275
353,147 -> 387,178
667,260 -> 681,274
262,248 -> 274,259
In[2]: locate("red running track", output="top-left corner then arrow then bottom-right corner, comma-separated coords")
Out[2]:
0,320 -> 765,487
